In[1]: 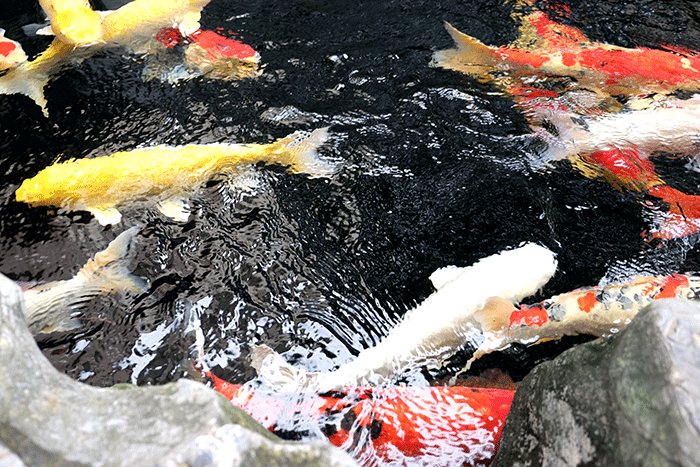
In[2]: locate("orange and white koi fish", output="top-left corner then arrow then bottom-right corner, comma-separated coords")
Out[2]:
0,0 -> 216,115
434,1 -> 700,239
38,0 -> 104,46
460,272 -> 700,372
15,128 -> 332,225
20,227 -> 148,334
204,368 -> 514,467
0,29 -> 28,71
252,243 -> 557,391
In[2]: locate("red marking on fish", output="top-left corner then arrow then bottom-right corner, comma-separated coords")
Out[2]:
0,41 -> 16,57
655,274 -> 690,299
155,28 -> 184,48
577,291 -> 597,313
189,29 -> 257,60
509,304 -> 548,327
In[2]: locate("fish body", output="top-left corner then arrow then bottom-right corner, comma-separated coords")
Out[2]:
39,0 -> 103,45
206,370 -> 513,467
16,128 -> 332,225
435,10 -> 700,99
22,227 -> 148,334
252,243 -> 557,391
0,0 -> 213,114
462,273 -> 700,370
0,29 -> 28,71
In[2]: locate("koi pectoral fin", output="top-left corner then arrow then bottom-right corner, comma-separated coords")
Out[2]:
88,207 -> 122,225
156,198 -> 191,222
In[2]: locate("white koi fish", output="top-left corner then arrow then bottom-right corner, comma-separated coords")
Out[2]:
0,0 -> 212,115
16,128 -> 333,225
251,243 -> 558,391
22,227 -> 148,334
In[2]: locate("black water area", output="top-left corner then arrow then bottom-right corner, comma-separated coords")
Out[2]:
1,0 -> 700,389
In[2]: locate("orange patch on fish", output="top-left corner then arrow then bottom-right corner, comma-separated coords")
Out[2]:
576,291 -> 597,313
656,274 -> 690,299
509,304 -> 548,327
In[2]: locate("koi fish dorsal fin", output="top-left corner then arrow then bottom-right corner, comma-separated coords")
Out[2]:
509,9 -> 590,52
77,226 -> 148,294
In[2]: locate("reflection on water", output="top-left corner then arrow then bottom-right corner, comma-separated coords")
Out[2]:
0,0 -> 699,420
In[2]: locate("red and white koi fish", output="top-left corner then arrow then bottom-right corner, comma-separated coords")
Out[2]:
19,227 -> 148,334
204,369 -> 514,467
434,1 -> 700,239
0,28 -> 28,71
251,243 -> 557,391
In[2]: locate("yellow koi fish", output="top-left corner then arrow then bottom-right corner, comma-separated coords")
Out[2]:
39,0 -> 104,46
0,0 -> 212,115
21,227 -> 148,334
16,128 -> 333,225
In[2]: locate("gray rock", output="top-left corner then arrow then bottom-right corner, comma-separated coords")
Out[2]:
491,298 -> 700,467
0,274 -> 358,467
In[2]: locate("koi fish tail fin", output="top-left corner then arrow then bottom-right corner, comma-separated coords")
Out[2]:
432,22 -> 498,78
646,185 -> 700,240
24,227 -> 148,334
250,344 -> 319,391
268,127 -> 336,178
76,226 -> 149,294
0,65 -> 49,116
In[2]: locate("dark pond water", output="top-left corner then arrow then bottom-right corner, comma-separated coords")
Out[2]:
1,0 -> 700,394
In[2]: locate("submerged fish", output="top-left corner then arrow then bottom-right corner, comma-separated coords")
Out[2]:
434,1 -> 700,239
0,0 -> 212,114
0,28 -> 28,71
144,27 -> 260,83
21,227 -> 148,334
251,243 -> 557,391
204,368 -> 513,467
16,128 -> 333,225
38,0 -> 104,45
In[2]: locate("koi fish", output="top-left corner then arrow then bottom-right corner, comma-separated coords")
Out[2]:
433,4 -> 700,99
144,27 -> 260,83
251,243 -> 557,391
0,28 -> 28,71
459,272 -> 700,373
21,226 -> 148,334
434,1 -> 700,239
0,0 -> 212,115
38,0 -> 104,46
204,369 -> 514,467
15,128 -> 333,225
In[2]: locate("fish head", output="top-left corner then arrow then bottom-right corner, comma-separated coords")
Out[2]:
52,7 -> 104,46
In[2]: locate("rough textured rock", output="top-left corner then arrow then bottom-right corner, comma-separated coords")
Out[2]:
0,274 -> 358,467
491,298 -> 700,467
